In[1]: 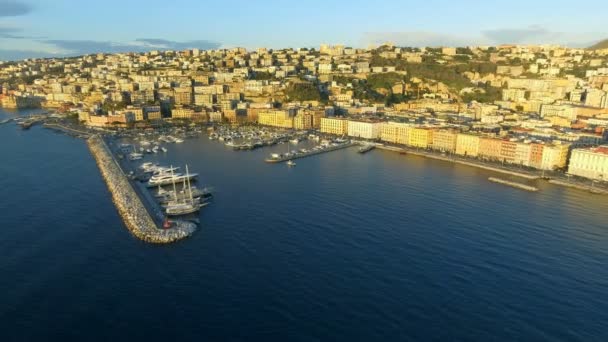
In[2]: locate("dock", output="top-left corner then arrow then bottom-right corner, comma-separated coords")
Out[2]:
265,142 -> 354,163
87,135 -> 196,243
358,144 -> 375,154
488,177 -> 539,192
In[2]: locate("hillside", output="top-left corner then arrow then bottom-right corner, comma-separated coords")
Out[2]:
588,39 -> 608,50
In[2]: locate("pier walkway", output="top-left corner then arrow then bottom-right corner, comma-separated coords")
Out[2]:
265,142 -> 355,163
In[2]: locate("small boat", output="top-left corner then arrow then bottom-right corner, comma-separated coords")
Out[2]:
161,147 -> 168,153
358,144 -> 375,154
129,152 -> 144,161
287,160 -> 296,167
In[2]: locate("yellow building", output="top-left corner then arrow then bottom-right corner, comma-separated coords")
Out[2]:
320,117 -> 348,135
294,113 -> 313,130
408,127 -> 433,149
380,122 -> 411,145
258,110 -> 294,128
171,107 -> 195,119
455,133 -> 481,157
541,143 -> 570,171
547,115 -> 572,128
568,146 -> 608,180
431,129 -> 457,152
147,111 -> 162,120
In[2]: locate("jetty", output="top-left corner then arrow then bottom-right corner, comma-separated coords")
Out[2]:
87,135 -> 196,243
488,177 -> 539,192
265,141 -> 354,163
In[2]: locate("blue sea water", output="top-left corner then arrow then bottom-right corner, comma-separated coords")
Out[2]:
1,108 -> 608,341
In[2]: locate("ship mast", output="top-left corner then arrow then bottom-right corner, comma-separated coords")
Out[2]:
186,164 -> 193,202
171,165 -> 177,201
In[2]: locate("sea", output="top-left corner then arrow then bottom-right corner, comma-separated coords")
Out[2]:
1,108 -> 608,341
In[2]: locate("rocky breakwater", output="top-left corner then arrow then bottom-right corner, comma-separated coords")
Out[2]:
87,135 -> 196,243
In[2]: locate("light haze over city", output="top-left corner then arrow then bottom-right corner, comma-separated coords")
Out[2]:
1,0 -> 607,60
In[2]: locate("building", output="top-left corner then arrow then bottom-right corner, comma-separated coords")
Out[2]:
568,146 -> 608,180
320,117 -> 348,135
541,143 -> 570,171
478,137 -> 503,161
431,129 -> 457,153
380,122 -> 411,145
347,120 -> 381,139
293,113 -> 313,130
455,133 -> 481,157
171,107 -> 195,119
258,110 -> 293,128
540,104 -> 576,120
408,127 -> 433,149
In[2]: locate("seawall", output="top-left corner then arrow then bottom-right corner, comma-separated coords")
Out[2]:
548,179 -> 608,195
87,135 -> 195,243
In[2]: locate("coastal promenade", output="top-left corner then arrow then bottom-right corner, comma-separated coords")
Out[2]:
375,144 -> 540,180
87,135 -> 195,243
548,179 -> 608,195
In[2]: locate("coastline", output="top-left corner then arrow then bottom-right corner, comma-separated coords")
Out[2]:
373,143 -> 608,195
374,144 -> 540,180
548,179 -> 608,195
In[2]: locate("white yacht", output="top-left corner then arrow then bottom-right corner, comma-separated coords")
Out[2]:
163,165 -> 204,216
129,152 -> 143,161
146,172 -> 198,187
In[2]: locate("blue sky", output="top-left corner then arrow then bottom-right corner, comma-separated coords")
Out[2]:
0,0 -> 607,60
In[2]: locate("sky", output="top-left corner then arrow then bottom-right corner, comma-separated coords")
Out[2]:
0,0 -> 607,60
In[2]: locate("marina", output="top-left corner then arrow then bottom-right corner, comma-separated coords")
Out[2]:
87,135 -> 197,243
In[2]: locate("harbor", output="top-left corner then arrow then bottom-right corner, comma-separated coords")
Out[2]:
87,135 -> 197,243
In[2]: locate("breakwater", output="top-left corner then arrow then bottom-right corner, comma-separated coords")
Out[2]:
488,177 -> 539,192
87,135 -> 195,243
375,145 -> 540,180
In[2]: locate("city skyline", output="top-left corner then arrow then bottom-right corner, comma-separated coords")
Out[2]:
1,0 -> 608,60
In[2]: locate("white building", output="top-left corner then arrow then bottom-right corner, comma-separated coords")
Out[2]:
568,146 -> 608,180
347,120 -> 381,139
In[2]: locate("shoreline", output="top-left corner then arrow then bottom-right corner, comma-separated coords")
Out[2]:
548,179 -> 608,195
374,144 -> 540,180
374,143 -> 608,195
